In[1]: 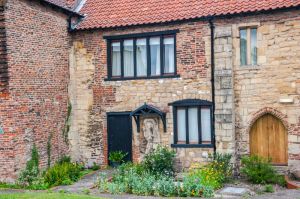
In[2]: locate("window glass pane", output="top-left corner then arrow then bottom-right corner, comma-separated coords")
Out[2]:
136,39 -> 147,76
177,108 -> 186,143
188,108 -> 199,143
112,42 -> 121,76
250,28 -> 257,65
240,29 -> 247,66
123,40 -> 134,77
164,37 -> 175,74
150,37 -> 161,76
201,108 -> 211,143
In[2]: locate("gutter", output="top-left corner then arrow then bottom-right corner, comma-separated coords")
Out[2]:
209,18 -> 216,153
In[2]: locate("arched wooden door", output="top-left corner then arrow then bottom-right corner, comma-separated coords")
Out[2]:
250,114 -> 288,165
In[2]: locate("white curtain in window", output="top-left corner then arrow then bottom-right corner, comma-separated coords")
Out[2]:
123,40 -> 134,77
201,108 -> 211,142
164,37 -> 175,74
136,39 -> 147,76
240,29 -> 247,66
188,108 -> 198,143
250,28 -> 257,65
112,42 -> 121,76
177,108 -> 186,142
150,37 -> 161,76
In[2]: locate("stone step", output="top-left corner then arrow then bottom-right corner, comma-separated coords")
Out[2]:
216,187 -> 251,198
273,166 -> 288,175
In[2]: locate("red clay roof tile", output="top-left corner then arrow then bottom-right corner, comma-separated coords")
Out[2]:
76,0 -> 300,30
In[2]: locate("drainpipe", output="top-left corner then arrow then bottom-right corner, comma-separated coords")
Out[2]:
209,18 -> 216,153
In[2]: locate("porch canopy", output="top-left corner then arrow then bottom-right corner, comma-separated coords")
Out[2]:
130,103 -> 167,132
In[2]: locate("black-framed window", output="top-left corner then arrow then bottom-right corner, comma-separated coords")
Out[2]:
169,99 -> 214,148
105,30 -> 179,80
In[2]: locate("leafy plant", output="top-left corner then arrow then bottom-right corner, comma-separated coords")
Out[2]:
44,161 -> 81,187
210,152 -> 233,182
92,162 -> 100,171
180,174 -> 214,197
109,151 -> 128,163
57,155 -> 71,164
154,176 -> 177,197
142,145 -> 176,176
18,144 -> 40,186
264,184 -> 274,193
241,155 -> 284,185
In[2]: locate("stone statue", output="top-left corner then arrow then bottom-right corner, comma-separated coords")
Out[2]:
140,118 -> 160,158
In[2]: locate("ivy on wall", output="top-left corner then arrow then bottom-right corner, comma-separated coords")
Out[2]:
62,101 -> 72,144
47,132 -> 53,168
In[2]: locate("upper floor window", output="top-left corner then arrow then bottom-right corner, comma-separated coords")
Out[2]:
240,27 -> 257,66
105,30 -> 179,80
169,99 -> 214,148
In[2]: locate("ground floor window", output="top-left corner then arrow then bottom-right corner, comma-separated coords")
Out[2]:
170,99 -> 213,147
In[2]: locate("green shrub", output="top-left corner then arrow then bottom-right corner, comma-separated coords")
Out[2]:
241,155 -> 284,185
142,145 -> 176,176
109,151 -> 128,163
44,162 -> 81,187
100,161 -> 216,197
57,155 -> 71,164
18,145 -> 40,186
264,184 -> 274,193
154,176 -> 177,197
180,175 -> 214,197
92,162 -> 100,171
210,152 -> 233,182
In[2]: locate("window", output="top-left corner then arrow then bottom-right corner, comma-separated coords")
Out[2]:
105,30 -> 178,80
240,27 -> 257,66
170,99 -> 214,147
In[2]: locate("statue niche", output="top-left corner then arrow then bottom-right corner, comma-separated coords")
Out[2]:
140,118 -> 160,158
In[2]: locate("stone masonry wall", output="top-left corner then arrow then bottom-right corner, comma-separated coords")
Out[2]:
70,22 -> 217,168
230,10 -> 300,170
0,0 -> 70,182
213,25 -> 235,158
70,9 -> 300,171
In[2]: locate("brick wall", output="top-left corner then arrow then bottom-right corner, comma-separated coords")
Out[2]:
0,4 -> 8,95
0,0 -> 71,182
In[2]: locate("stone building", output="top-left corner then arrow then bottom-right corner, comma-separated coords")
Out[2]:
0,0 -> 299,181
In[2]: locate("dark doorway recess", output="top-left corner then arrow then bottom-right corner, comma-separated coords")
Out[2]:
107,112 -> 132,164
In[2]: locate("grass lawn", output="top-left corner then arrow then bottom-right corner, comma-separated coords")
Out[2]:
0,192 -> 104,199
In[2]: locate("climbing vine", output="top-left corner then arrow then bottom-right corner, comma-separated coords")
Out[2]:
47,132 -> 53,168
62,101 -> 72,144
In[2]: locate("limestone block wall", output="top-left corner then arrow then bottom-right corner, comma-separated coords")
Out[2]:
231,9 -> 300,169
213,25 -> 235,158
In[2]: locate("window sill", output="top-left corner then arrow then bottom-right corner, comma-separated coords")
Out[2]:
237,65 -> 260,71
171,144 -> 214,148
104,74 -> 180,81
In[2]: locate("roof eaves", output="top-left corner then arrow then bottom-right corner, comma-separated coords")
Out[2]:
38,0 -> 84,17
75,4 -> 300,31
